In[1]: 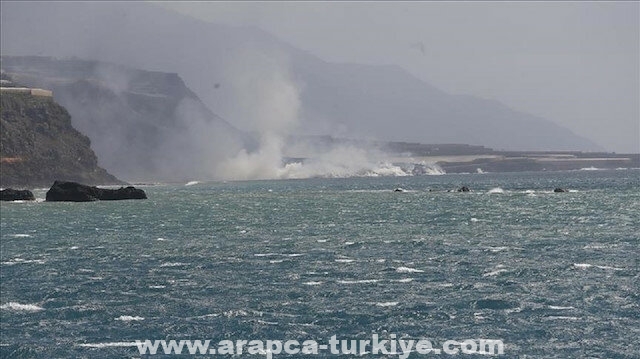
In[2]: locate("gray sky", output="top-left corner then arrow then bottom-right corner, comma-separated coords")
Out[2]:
161,1 -> 639,153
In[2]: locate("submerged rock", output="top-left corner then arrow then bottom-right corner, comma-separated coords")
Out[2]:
0,188 -> 35,201
45,181 -> 146,202
554,188 -> 568,193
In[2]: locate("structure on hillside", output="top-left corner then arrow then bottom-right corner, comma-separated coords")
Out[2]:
0,87 -> 53,97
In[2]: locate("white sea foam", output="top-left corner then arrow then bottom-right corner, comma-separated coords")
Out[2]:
1,302 -> 44,312
115,315 -> 144,321
486,246 -> 510,252
159,262 -> 186,267
148,285 -> 166,289
574,263 -> 623,270
375,302 -> 399,307
185,181 -> 200,186
549,305 -> 575,310
1,258 -> 46,266
7,234 -> 32,238
269,259 -> 285,264
487,187 -> 505,194
395,266 -> 424,273
544,316 -> 580,321
394,278 -> 414,283
483,269 -> 509,277
470,217 -> 479,222
335,258 -> 355,263
303,281 -> 323,286
156,237 -> 168,241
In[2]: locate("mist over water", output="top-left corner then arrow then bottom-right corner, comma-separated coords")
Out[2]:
213,47 -> 436,181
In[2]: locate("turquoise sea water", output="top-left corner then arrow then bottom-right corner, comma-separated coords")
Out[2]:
1,170 -> 639,358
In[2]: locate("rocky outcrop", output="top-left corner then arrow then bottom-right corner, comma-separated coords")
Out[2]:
458,186 -> 471,192
0,89 -> 121,187
0,188 -> 35,201
553,188 -> 568,193
1,56 -> 252,182
45,181 -> 146,202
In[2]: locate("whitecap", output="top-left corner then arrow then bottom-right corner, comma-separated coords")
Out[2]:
544,316 -> 580,321
287,253 -> 304,257
574,263 -> 623,271
583,244 -> 608,250
7,234 -> 31,238
487,246 -> 509,252
483,269 -> 509,277
470,217 -> 479,222
303,281 -> 323,286
573,263 -> 592,269
549,305 -> 575,310
335,258 -> 355,263
487,187 -> 505,194
156,237 -> 168,241
254,253 -> 278,257
1,302 -> 44,312
1,258 -> 46,266
595,265 -> 624,271
69,246 -> 79,250
115,315 -> 144,321
375,302 -> 399,307
395,266 -> 424,273
185,181 -> 200,186
148,285 -> 166,289
159,262 -> 186,267
394,278 -> 414,283
269,259 -> 285,264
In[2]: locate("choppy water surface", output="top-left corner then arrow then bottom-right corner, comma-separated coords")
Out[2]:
1,170 -> 639,358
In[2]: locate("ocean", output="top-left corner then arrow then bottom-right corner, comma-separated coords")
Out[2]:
1,169 -> 638,358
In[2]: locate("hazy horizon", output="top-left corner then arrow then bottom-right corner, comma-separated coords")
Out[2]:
161,1 -> 639,153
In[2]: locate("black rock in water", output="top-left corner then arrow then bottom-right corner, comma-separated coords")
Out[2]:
458,186 -> 471,192
554,188 -> 568,193
0,188 -> 35,201
45,181 -> 146,202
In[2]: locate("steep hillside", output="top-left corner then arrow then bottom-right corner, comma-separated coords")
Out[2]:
1,56 -> 251,182
0,92 -> 120,187
1,1 -> 602,151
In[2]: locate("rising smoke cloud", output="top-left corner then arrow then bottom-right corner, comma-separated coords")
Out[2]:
214,46 -> 440,181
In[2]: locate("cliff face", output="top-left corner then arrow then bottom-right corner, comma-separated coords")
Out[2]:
1,56 -> 251,182
0,93 -> 120,187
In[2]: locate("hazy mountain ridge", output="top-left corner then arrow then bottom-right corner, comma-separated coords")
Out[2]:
0,89 -> 120,187
1,56 -> 250,182
1,1 -> 603,153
